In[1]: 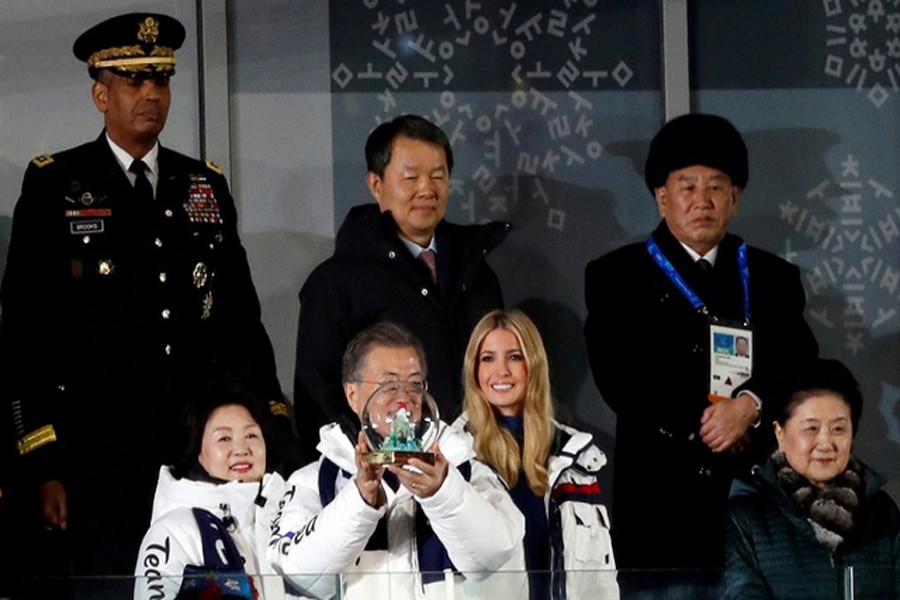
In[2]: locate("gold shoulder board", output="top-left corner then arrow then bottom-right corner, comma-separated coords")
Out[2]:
17,424 -> 57,456
31,154 -> 55,168
205,160 -> 223,175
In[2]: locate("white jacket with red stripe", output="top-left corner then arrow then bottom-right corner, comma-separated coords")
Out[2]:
546,422 -> 618,600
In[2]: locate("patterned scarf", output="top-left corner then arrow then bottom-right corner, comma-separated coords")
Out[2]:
772,450 -> 864,551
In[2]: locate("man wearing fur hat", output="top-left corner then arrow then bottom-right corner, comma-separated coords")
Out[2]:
0,13 -> 295,581
583,114 -> 818,584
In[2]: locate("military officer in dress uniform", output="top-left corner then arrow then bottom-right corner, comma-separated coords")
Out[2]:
0,13 -> 296,583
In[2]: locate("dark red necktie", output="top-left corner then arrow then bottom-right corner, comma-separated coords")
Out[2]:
418,249 -> 437,283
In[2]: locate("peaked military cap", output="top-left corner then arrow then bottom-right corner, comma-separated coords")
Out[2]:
644,113 -> 749,194
73,13 -> 186,79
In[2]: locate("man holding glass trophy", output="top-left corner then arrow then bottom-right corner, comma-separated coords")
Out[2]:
268,322 -> 525,600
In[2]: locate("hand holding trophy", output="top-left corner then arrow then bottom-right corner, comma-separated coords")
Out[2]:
360,381 -> 441,465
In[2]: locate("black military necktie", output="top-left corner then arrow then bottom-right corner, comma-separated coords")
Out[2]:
129,159 -> 154,203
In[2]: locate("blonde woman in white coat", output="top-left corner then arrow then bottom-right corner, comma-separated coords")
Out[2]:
461,309 -> 618,600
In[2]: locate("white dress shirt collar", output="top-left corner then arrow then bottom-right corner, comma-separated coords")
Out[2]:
679,241 -> 719,267
105,133 -> 159,181
399,234 -> 438,259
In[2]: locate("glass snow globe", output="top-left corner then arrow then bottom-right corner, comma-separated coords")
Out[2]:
361,381 -> 441,465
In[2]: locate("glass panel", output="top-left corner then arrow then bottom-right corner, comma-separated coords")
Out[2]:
4,567 -> 899,599
323,1 -> 664,457
4,568 -> 899,599
328,1 -> 663,238
689,0 -> 900,504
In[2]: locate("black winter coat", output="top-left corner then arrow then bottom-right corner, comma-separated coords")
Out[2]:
293,204 -> 508,458
583,221 -> 819,569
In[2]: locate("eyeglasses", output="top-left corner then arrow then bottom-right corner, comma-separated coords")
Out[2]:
359,380 -> 428,407
356,379 -> 428,392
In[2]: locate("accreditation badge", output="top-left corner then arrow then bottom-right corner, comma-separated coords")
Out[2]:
708,319 -> 753,402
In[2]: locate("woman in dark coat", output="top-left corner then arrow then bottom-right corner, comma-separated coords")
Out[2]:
724,359 -> 900,599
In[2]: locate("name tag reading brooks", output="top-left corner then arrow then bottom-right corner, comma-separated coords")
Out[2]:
70,219 -> 104,234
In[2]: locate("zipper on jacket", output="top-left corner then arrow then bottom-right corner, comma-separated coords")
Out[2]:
220,502 -> 236,531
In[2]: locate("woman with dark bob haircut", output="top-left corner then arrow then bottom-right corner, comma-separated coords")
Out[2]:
133,377 -> 294,599
724,358 -> 900,599
174,378 -> 285,481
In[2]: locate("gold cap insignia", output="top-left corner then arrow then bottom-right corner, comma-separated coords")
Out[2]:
137,17 -> 160,44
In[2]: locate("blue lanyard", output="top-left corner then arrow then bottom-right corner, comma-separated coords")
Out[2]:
646,236 -> 752,322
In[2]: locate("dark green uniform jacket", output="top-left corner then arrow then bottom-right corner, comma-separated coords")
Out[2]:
725,459 -> 900,599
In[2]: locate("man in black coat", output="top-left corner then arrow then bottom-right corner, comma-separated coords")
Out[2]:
0,13 -> 295,580
583,114 -> 818,580
294,115 -> 509,458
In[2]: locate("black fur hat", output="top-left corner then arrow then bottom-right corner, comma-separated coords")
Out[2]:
644,113 -> 748,194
